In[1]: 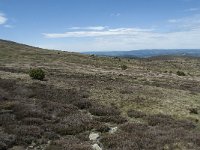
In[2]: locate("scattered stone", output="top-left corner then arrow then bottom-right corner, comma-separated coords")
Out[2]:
109,127 -> 118,134
92,144 -> 102,150
89,132 -> 100,141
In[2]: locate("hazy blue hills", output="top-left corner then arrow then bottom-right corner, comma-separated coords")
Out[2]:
83,49 -> 200,58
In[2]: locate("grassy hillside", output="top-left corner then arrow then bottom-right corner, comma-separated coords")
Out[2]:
1,39 -> 200,150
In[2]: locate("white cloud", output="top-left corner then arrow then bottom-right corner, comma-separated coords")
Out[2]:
41,14 -> 200,51
0,13 -> 7,25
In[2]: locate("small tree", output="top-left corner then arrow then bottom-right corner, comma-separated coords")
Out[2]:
29,68 -> 45,80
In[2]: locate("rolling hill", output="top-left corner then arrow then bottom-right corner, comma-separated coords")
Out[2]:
1,39 -> 200,150
84,49 -> 200,58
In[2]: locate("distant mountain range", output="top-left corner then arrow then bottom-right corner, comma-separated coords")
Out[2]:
83,49 -> 200,58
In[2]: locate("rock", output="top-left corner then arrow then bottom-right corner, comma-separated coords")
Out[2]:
92,144 -> 102,150
89,132 -> 100,141
109,127 -> 118,134
28,145 -> 34,149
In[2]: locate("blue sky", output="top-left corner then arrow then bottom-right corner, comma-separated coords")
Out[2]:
1,0 -> 200,51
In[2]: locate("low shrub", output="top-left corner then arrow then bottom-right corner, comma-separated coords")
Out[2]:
44,132 -> 60,140
120,89 -> 133,94
46,136 -> 92,150
101,121 -> 199,150
0,133 -> 16,150
120,123 -> 149,133
41,101 -> 78,117
89,105 -> 120,116
54,113 -> 92,135
0,113 -> 16,126
189,108 -> 198,114
22,117 -> 44,125
72,99 -> 92,109
6,125 -> 43,145
29,68 -> 45,80
94,115 -> 127,124
13,103 -> 47,120
95,124 -> 110,133
146,114 -> 196,130
121,65 -> 128,70
127,109 -> 146,118
177,71 -> 186,76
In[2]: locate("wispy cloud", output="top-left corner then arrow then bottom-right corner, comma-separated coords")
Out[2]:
43,27 -> 154,38
110,13 -> 121,17
184,8 -> 199,12
42,14 -> 200,51
0,13 -> 7,25
168,14 -> 200,30
4,24 -> 14,28
69,26 -> 107,31
168,19 -> 179,23
41,27 -> 200,51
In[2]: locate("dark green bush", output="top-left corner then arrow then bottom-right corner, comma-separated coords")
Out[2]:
189,108 -> 198,114
29,68 -> 45,80
121,65 -> 128,70
176,71 -> 186,76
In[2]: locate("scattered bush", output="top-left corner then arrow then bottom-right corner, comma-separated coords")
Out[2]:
29,68 -> 45,80
177,71 -> 186,76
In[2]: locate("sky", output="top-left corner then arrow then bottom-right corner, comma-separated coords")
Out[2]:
1,0 -> 200,52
